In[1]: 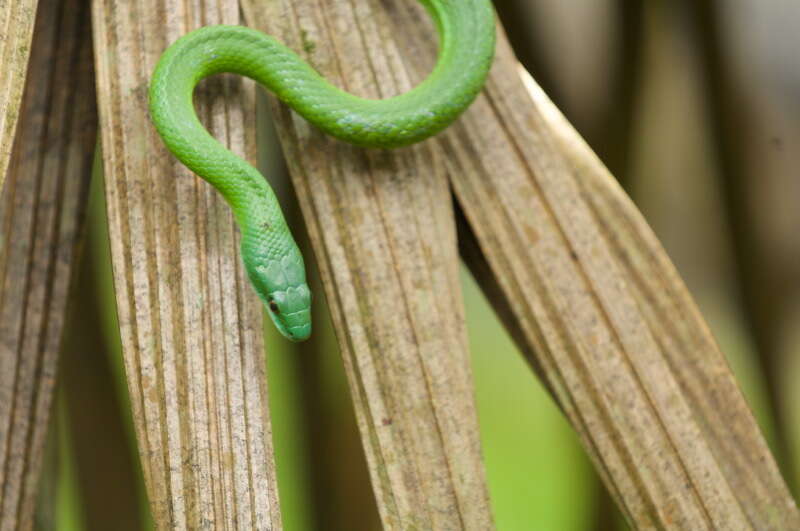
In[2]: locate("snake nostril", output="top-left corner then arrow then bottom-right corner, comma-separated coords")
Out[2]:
269,300 -> 279,313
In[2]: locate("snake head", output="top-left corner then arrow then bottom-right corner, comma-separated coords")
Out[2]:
245,251 -> 312,342
265,283 -> 312,342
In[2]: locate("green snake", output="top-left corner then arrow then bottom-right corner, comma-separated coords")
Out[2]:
148,0 -> 495,341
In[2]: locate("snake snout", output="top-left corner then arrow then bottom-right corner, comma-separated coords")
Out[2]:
284,321 -> 312,342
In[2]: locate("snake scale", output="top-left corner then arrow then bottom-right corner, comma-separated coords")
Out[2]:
149,0 -> 496,341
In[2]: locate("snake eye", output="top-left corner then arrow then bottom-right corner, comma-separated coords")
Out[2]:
269,300 -> 279,313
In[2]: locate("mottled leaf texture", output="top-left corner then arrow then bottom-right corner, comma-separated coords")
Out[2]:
241,0 -> 495,529
243,0 -> 798,529
0,0 -> 38,192
386,2 -> 799,528
0,0 -> 95,527
91,0 -> 281,527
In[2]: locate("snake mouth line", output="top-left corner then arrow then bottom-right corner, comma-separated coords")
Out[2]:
268,306 -> 310,318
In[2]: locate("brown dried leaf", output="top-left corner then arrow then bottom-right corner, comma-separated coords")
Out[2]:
0,0 -> 95,526
92,0 -> 281,527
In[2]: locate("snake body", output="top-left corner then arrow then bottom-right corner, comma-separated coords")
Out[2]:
149,1 -> 495,341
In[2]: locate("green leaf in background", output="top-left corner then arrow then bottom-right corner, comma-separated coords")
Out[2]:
462,268 -> 595,531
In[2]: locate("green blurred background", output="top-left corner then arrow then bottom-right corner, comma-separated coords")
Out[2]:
45,0 -> 799,529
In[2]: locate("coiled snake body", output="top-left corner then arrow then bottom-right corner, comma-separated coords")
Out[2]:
149,0 -> 496,341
